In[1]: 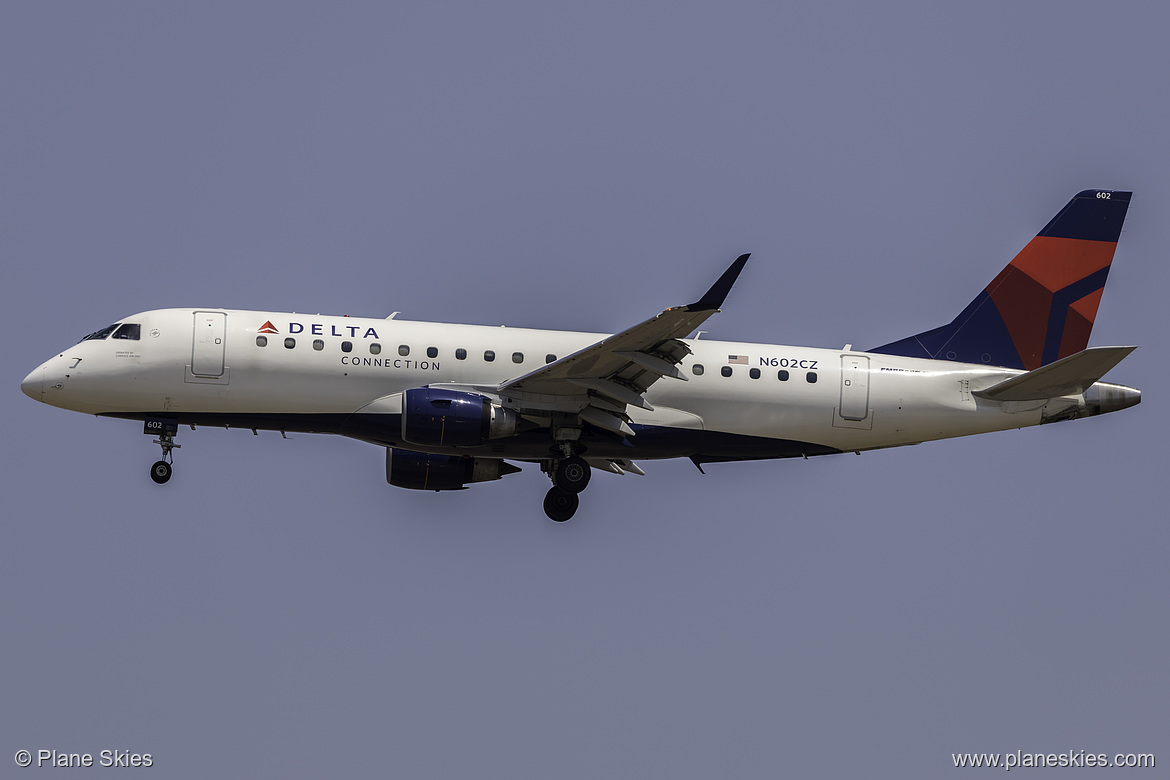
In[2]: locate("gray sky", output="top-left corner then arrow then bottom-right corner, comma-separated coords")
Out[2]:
2,2 -> 1166,777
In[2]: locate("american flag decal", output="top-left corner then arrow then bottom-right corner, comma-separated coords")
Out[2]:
727,355 -> 748,365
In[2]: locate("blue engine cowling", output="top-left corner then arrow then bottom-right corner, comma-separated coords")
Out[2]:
401,388 -> 517,447
386,448 -> 521,491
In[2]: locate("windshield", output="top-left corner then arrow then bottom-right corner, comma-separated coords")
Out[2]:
81,323 -> 120,342
112,323 -> 141,340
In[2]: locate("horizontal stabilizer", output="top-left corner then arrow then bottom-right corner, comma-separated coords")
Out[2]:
974,346 -> 1136,401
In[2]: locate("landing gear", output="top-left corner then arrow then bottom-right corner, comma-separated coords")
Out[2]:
554,455 -> 591,493
539,426 -> 594,522
150,460 -> 172,484
543,486 -> 579,522
147,422 -> 181,485
541,450 -> 592,522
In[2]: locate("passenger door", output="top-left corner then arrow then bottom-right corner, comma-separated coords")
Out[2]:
191,312 -> 226,377
839,354 -> 870,421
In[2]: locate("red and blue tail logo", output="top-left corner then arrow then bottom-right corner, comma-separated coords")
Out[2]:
872,190 -> 1131,370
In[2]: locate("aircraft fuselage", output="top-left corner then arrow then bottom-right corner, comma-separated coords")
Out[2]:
22,307 -> 1139,465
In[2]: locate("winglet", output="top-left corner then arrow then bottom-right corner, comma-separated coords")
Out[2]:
688,253 -> 750,311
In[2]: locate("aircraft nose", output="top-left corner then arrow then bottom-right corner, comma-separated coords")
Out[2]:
21,365 -> 44,401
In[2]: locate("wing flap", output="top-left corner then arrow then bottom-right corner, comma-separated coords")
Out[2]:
579,405 -> 636,437
567,377 -> 654,410
614,350 -> 688,380
584,458 -> 646,476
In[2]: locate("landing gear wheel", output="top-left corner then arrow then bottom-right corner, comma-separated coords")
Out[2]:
150,460 -> 172,484
543,486 -> 579,522
554,455 -> 591,494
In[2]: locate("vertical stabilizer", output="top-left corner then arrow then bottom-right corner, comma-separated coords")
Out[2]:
872,190 -> 1131,369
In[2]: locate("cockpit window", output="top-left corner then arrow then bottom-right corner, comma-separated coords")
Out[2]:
81,323 -> 120,341
112,323 -> 141,340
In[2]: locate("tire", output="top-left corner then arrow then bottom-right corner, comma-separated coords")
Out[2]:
543,486 -> 579,522
554,455 -> 591,494
150,460 -> 172,484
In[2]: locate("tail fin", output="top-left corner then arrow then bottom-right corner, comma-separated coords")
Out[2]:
872,190 -> 1131,369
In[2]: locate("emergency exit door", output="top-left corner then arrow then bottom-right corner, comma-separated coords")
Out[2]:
191,312 -> 226,377
839,355 -> 870,421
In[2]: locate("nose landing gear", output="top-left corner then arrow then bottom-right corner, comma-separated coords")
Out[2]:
150,458 -> 173,484
145,418 -> 180,485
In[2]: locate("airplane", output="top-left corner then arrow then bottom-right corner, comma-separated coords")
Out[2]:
21,189 -> 1140,522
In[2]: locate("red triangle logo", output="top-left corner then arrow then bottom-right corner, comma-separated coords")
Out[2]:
258,320 -> 279,334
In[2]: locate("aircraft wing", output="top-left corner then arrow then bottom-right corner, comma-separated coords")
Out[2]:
492,254 -> 749,435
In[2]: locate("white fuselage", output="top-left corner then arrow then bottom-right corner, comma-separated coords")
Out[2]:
22,308 -> 1136,464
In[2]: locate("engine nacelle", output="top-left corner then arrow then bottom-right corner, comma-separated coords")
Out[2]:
385,448 -> 521,491
401,388 -> 518,447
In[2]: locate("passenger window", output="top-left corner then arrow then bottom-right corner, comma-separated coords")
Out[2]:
256,336 -> 268,347
284,338 -> 296,349
692,364 -> 704,376
341,341 -> 353,353
512,352 -> 524,364
545,354 -> 557,364
112,323 -> 141,340
721,366 -> 733,377
313,339 -> 324,351
398,345 -> 409,356
484,350 -> 496,362
806,372 -> 818,383
778,370 -> 789,381
370,343 -> 381,355
749,368 -> 761,379
427,347 -> 438,358
455,348 -> 467,360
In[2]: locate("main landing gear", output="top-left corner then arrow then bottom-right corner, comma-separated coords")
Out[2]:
543,485 -> 579,523
542,453 -> 591,523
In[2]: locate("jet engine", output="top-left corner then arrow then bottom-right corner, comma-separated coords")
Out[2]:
401,388 -> 518,447
385,448 -> 521,491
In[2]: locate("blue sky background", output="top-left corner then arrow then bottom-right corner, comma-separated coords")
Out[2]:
2,3 -> 1166,777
